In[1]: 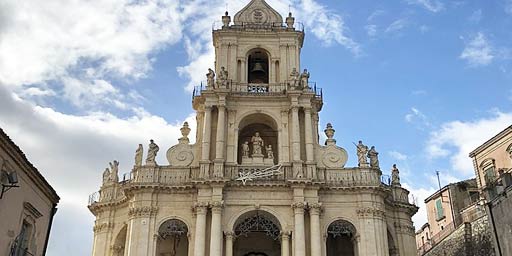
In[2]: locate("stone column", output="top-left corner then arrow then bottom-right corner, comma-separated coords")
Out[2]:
309,203 -> 322,256
125,206 -> 158,255
291,106 -> 300,160
210,202 -> 223,256
194,203 -> 208,256
200,106 -> 212,178
225,231 -> 234,256
292,202 -> 306,256
214,105 -> 226,178
281,231 -> 290,256
304,107 -> 314,162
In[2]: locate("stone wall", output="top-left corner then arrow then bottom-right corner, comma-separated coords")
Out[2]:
489,185 -> 512,256
422,216 -> 494,256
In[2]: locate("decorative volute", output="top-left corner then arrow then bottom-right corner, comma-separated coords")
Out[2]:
233,0 -> 283,25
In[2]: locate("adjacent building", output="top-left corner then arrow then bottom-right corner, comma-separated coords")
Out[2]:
88,1 -> 419,256
0,128 -> 60,256
469,125 -> 512,256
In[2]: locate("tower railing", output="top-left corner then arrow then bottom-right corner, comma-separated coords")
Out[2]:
212,21 -> 304,32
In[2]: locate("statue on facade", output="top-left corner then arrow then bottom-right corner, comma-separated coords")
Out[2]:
218,66 -> 228,88
367,146 -> 379,168
251,132 -> 264,156
241,141 -> 250,158
102,167 -> 111,184
391,164 -> 401,186
300,68 -> 310,88
146,139 -> 159,165
109,160 -> 119,183
289,68 -> 300,87
134,144 -> 143,166
356,140 -> 369,167
266,145 -> 274,159
206,68 -> 215,89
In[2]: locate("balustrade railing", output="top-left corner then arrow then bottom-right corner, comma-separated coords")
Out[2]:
212,21 -> 305,32
324,168 -> 381,187
193,81 -> 322,99
131,166 -> 192,185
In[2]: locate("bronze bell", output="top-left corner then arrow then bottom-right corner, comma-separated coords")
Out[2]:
251,62 -> 266,73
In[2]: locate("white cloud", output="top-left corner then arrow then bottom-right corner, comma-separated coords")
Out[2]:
403,183 -> 436,230
426,111 -> 512,175
460,32 -> 494,67
365,24 -> 378,37
405,107 -> 430,128
406,0 -> 445,13
0,84 -> 197,254
385,18 -> 409,33
0,0 -> 183,109
389,150 -> 408,161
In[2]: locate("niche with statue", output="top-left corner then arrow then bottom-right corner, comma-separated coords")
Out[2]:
238,114 -> 278,166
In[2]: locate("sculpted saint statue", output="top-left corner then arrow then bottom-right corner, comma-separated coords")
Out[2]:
289,68 -> 300,87
367,146 -> 379,168
251,132 -> 264,156
391,164 -> 401,186
266,145 -> 274,159
102,167 -> 111,184
300,68 -> 310,88
206,68 -> 215,88
242,141 -> 250,157
134,144 -> 143,166
109,160 -> 119,183
218,66 -> 228,88
146,139 -> 159,165
356,140 -> 369,167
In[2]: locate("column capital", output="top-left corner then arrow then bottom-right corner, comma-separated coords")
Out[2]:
224,231 -> 234,239
217,105 -> 226,110
292,201 -> 306,212
193,202 -> 209,214
210,201 -> 224,213
303,106 -> 312,112
204,105 -> 213,111
280,230 -> 291,240
308,202 -> 322,215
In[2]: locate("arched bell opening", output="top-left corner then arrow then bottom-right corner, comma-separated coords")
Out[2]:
326,220 -> 357,256
247,49 -> 269,84
156,219 -> 189,256
233,211 -> 282,256
237,113 -> 278,165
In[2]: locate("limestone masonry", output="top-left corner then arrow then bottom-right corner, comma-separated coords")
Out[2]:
88,1 -> 419,256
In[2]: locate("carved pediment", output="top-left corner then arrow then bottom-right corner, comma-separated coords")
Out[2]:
234,0 -> 283,25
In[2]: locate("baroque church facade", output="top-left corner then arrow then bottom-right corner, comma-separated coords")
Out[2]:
88,1 -> 418,256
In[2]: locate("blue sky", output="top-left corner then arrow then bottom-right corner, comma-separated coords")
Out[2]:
1,0 -> 511,255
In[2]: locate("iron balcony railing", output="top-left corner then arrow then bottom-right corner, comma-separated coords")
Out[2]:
212,21 -> 305,32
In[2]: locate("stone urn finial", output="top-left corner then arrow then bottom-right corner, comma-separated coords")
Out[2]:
324,123 -> 336,145
179,122 -> 191,144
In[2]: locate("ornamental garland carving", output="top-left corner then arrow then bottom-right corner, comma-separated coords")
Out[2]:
356,207 -> 385,218
233,0 -> 283,25
128,206 -> 158,218
93,222 -> 114,233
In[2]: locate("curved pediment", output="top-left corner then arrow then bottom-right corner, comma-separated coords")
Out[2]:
234,0 -> 283,25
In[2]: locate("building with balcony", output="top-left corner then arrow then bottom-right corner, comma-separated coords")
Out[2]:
0,128 -> 60,256
469,125 -> 512,256
88,1 -> 419,256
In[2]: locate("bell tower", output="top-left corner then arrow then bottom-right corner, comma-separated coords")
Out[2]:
193,0 -> 323,180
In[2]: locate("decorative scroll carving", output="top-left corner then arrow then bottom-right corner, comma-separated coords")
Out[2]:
128,206 -> 158,218
316,123 -> 348,168
167,122 -> 195,167
234,214 -> 281,240
327,220 -> 356,238
158,219 -> 188,239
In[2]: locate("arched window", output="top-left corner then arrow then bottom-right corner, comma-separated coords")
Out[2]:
247,49 -> 269,83
480,158 -> 496,186
156,219 -> 189,256
326,220 -> 357,256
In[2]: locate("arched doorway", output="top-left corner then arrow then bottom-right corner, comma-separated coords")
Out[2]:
238,113 -> 278,165
112,225 -> 127,256
233,211 -> 281,256
156,219 -> 189,256
326,220 -> 357,256
247,49 -> 269,84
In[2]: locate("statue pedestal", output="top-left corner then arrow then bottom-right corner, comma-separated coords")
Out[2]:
241,155 -> 274,166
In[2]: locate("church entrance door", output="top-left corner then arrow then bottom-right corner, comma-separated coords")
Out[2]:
233,212 -> 281,256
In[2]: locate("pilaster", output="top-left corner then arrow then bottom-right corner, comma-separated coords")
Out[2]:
209,201 -> 224,256
292,202 -> 306,256
193,202 -> 209,256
